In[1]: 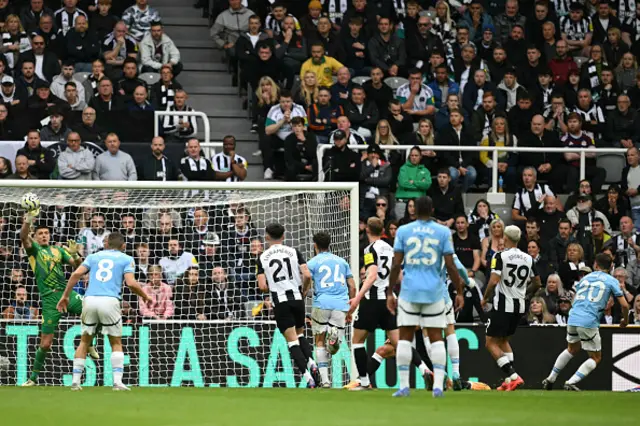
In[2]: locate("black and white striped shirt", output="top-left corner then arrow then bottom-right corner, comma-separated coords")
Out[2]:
491,248 -> 537,314
212,152 -> 248,182
513,183 -> 555,217
552,0 -> 572,17
560,16 -> 592,40
362,239 -> 394,300
573,103 -> 606,138
54,7 -> 88,36
614,0 -> 636,22
623,14 -> 640,41
162,105 -> 198,138
324,0 -> 348,25
257,244 -> 306,304
264,13 -> 300,36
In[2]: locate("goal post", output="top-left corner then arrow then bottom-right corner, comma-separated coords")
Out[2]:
0,180 -> 360,388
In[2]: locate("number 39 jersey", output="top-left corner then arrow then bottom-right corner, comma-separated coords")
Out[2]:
363,239 -> 394,300
82,249 -> 136,300
490,247 -> 537,314
569,271 -> 623,329
257,244 -> 306,304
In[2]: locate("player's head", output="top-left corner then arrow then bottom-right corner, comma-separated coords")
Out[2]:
414,196 -> 433,220
107,232 -> 125,251
594,252 -> 613,273
503,225 -> 521,247
33,224 -> 50,245
366,217 -> 384,240
265,223 -> 285,244
313,231 -> 331,253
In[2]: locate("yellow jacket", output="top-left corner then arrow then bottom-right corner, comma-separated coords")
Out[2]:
479,134 -> 517,166
300,56 -> 344,87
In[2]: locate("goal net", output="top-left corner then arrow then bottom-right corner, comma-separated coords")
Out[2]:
0,181 -> 358,388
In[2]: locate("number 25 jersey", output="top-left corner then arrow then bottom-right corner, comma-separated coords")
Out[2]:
363,239 -> 394,300
257,244 -> 306,304
491,247 -> 537,314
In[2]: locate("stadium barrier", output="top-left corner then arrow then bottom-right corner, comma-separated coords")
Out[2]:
1,321 -> 637,390
317,144 -> 628,204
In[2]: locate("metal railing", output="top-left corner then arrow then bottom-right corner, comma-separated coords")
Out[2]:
317,144 -> 628,193
154,110 -> 210,145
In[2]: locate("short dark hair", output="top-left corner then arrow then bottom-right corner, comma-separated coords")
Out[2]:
223,135 -> 236,144
349,16 -> 363,25
595,252 -> 613,271
311,41 -> 325,50
415,196 -> 433,217
454,214 -> 468,223
592,217 -> 605,225
558,218 -> 572,228
291,116 -> 305,126
123,57 -> 137,67
280,89 -> 292,99
408,68 -> 422,76
313,231 -> 331,250
265,223 -> 285,240
64,81 -> 77,89
526,217 -> 539,227
107,232 -> 125,250
34,224 -> 50,233
437,167 -> 451,176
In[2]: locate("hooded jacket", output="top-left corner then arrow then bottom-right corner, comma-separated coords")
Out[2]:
497,80 -> 527,112
57,145 -> 95,180
139,32 -> 181,70
211,6 -> 253,49
50,74 -> 86,102
396,162 -> 431,200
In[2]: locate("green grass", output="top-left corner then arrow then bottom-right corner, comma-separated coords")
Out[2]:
0,388 -> 635,426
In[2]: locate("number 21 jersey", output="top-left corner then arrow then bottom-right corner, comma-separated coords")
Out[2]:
491,247 -> 536,314
257,244 -> 306,304
363,239 -> 394,300
83,249 -> 136,300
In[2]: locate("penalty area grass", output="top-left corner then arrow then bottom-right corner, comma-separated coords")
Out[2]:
0,387 -> 635,426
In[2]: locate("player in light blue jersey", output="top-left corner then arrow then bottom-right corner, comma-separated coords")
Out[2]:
542,253 -> 629,391
304,231 -> 355,388
388,196 -> 464,398
57,233 -> 151,391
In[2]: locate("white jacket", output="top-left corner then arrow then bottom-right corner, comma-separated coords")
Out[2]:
139,33 -> 181,70
50,74 -> 86,103
159,251 -> 198,284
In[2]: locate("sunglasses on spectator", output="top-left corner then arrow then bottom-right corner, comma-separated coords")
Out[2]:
376,203 -> 387,207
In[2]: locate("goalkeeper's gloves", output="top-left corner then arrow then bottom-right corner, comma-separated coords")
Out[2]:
24,208 -> 40,225
64,240 -> 80,259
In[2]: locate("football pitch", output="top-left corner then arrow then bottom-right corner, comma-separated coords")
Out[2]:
0,388 -> 635,426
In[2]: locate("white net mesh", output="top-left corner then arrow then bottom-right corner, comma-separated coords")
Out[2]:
0,185 -> 355,388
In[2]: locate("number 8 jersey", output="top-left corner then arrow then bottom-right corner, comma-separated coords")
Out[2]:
83,249 -> 136,300
363,239 -> 394,300
257,244 -> 306,304
490,248 -> 537,314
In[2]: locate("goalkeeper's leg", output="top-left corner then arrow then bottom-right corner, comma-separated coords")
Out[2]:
67,291 -> 100,360
26,333 -> 53,385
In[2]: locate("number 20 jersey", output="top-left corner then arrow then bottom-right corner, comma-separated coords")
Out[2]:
257,244 -> 306,304
569,271 -> 622,329
363,239 -> 394,300
490,247 -> 536,314
82,249 -> 136,300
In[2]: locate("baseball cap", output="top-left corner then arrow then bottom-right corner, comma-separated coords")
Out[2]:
367,144 -> 384,156
577,193 -> 593,202
1,75 -> 14,85
579,265 -> 592,274
333,130 -> 346,141
35,80 -> 50,90
570,2 -> 583,11
308,0 -> 322,9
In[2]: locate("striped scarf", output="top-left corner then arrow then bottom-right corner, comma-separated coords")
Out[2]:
585,60 -> 607,100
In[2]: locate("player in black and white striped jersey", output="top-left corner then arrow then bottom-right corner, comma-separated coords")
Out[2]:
211,136 -> 248,182
256,223 -> 319,388
482,225 -> 541,391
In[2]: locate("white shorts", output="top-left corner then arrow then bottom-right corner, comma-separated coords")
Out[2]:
566,325 -> 602,352
81,296 -> 122,337
445,301 -> 456,326
397,298 -> 446,329
311,307 -> 346,337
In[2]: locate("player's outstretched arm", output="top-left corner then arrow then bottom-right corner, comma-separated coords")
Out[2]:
57,265 -> 90,313
618,295 -> 630,328
445,254 -> 464,311
124,273 -> 152,303
20,214 -> 35,249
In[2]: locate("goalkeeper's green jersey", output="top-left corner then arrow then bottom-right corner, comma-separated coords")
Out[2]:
25,242 -> 73,297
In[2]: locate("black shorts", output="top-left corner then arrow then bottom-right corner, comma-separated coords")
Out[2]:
274,300 -> 306,333
354,298 -> 397,332
486,309 -> 522,338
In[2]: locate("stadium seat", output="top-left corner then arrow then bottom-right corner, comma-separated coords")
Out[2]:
596,153 -> 626,183
352,76 -> 371,85
139,72 -> 161,86
73,72 -> 90,83
384,77 -> 409,90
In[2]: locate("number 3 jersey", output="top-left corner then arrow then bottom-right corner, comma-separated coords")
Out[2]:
257,244 -> 306,304
363,239 -> 394,300
569,271 -> 623,329
82,249 -> 136,300
307,252 -> 353,311
490,248 -> 537,314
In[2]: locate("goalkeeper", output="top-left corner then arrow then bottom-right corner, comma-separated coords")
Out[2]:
20,206 -> 98,386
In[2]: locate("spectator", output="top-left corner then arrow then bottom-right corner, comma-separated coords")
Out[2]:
529,5 -> 557,56
547,218 -> 578,269
146,211 -> 180,258
558,242 -> 587,291
479,115 -> 518,191
517,217 -> 542,251
183,207 -> 220,261
583,216 -> 612,264
159,239 -> 198,285
251,76 -> 279,134
480,218 -> 504,271
507,91 -> 536,139
219,207 -> 260,288
453,214 -> 484,286
538,195 -> 567,242
560,2 -> 592,57
40,107 -> 72,143
84,58 -> 106,98
21,0 -> 53,34
161,89 -> 197,142
543,93 -> 570,135
596,184 -> 627,232
307,86 -> 343,143
57,131 -> 94,180
264,1 -> 299,38
342,16 -> 369,77
453,42 -> 488,94
300,42 -> 343,88
572,88 -> 606,142
212,135 -> 248,182
360,144 -> 391,218
398,198 -> 417,226
432,0 -> 456,47
538,274 -> 571,316
138,136 -> 180,181
1,15 -> 29,70
50,61 -> 85,102
15,59 -> 47,100
529,239 -> 555,285
435,93 -> 461,131
101,20 -> 139,80
150,64 -> 182,111
460,0 -> 494,44
312,16 -> 346,64
427,64 -> 460,111
512,167 -> 557,224
488,45 -> 512,84
93,132 -> 137,180
591,1 -> 621,45
549,39 -> 577,86
140,21 -> 182,76
631,294 -> 640,324
606,216 -> 640,269
331,67 -> 352,104
2,286 -> 38,319
525,296 -> 556,324
615,52 -> 637,92
344,84 -> 378,139
394,146 -> 431,217
562,112 -> 606,193
1,75 -> 26,106
234,14 -> 270,82
607,96 -> 640,148
28,78 -> 69,119
174,267 -> 207,320
211,0 -> 252,86
274,15 -> 307,79
428,167 -> 465,228
72,106 -> 103,143
91,0 -> 118,41
406,15 -> 443,71
134,242 -> 151,282
519,114 -> 567,192
375,118 -> 403,173
122,0 -> 161,42
180,138 -> 215,182
17,130 -> 55,178
54,0 -> 87,36
622,147 -> 640,229
7,154 -> 34,179
119,213 -> 146,257
117,57 -> 146,104
363,67 -> 394,114
368,16 -> 405,76
284,116 -> 317,181
210,266 -> 247,319
299,0 -> 322,40
436,108 -> 478,192
410,119 -> 437,175
322,129 -> 361,182
78,212 -> 110,255
88,77 -> 124,114
140,265 -> 174,319
0,156 -> 11,178
468,198 -> 500,241
396,68 -> 436,123
471,90 -> 504,144
294,70 -> 317,109
128,85 -> 153,111
64,81 -> 86,111
65,14 -> 99,72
